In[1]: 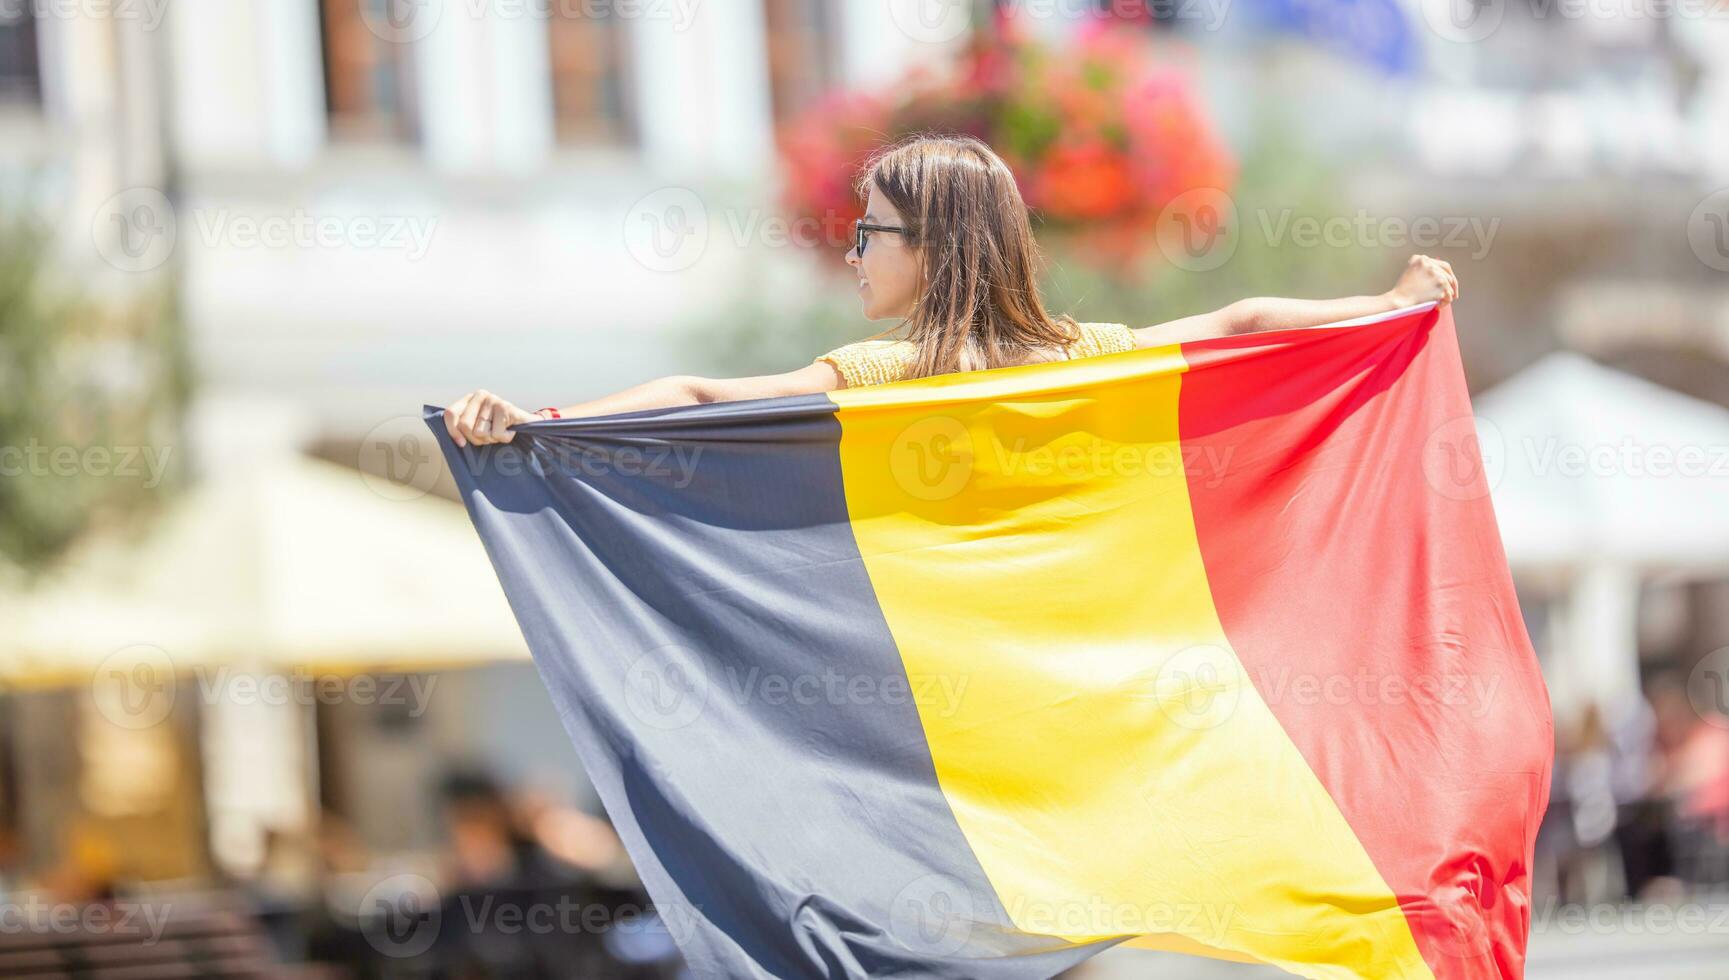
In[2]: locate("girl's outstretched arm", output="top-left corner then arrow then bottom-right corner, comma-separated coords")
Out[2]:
448,255 -> 1459,446
1132,253 -> 1458,348
443,362 -> 841,447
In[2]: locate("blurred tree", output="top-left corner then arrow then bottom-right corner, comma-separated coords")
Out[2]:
1040,115 -> 1399,328
0,206 -> 191,577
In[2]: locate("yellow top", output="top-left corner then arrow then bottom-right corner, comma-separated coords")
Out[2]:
814,321 -> 1138,389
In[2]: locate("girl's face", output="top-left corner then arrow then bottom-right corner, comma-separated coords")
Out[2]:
847,185 -> 921,320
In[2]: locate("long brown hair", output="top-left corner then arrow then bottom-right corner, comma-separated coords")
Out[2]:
857,134 -> 1081,380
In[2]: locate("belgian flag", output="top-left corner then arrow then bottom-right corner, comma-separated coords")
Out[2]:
424,303 -> 1552,979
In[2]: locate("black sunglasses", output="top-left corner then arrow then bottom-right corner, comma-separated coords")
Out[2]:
855,220 -> 907,256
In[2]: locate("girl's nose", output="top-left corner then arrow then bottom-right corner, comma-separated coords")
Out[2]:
845,247 -> 860,266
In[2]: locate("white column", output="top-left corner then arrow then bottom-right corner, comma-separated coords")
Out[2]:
417,0 -> 554,174
259,0 -> 328,166
487,7 -> 554,174
32,8 -> 151,274
627,0 -> 774,180
160,0 -> 321,168
416,0 -> 491,173
839,0 -> 974,87
163,0 -> 269,165
1566,562 -> 1644,730
201,675 -> 315,877
1537,596 -> 1580,725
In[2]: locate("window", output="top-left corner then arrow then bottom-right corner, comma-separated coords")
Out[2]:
761,0 -> 840,124
319,0 -> 419,142
0,5 -> 39,106
548,2 -> 636,145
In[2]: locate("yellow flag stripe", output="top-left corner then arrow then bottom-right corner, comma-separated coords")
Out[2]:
824,345 -> 1433,979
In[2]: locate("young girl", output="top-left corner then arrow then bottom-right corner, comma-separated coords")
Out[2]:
444,134 -> 1457,447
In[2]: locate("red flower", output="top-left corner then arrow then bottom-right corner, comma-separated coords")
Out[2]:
773,19 -> 1235,271
1032,141 -> 1137,220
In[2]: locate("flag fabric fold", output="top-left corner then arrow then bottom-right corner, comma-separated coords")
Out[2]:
422,303 -> 1553,980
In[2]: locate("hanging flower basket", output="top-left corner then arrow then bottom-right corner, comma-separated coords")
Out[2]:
775,11 -> 1236,275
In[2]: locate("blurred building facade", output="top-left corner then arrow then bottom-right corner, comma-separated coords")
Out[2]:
0,0 -> 967,447
0,0 -> 1726,964
0,0 -> 972,907
3,1 -> 1727,432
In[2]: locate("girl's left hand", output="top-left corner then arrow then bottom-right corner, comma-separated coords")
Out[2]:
444,389 -> 538,447
1387,254 -> 1458,308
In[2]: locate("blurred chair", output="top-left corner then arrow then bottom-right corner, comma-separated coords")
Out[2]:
0,893 -> 310,978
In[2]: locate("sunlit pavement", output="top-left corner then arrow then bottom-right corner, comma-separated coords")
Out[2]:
1070,906 -> 1729,979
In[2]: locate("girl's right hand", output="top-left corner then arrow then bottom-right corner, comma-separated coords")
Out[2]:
444,389 -> 537,447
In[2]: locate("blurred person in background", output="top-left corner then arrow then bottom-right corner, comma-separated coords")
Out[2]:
303,811 -> 385,975
513,784 -> 635,889
1650,672 -> 1729,890
443,135 -> 1459,445
1559,706 -> 1622,901
439,767 -> 573,889
244,824 -> 328,965
1601,694 -> 1673,901
431,766 -> 683,979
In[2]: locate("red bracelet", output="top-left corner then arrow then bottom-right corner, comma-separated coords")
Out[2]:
535,407 -> 562,420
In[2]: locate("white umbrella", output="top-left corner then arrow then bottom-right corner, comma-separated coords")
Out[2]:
1474,350 -> 1729,573
1472,351 -> 1729,725
1,453 -> 528,684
